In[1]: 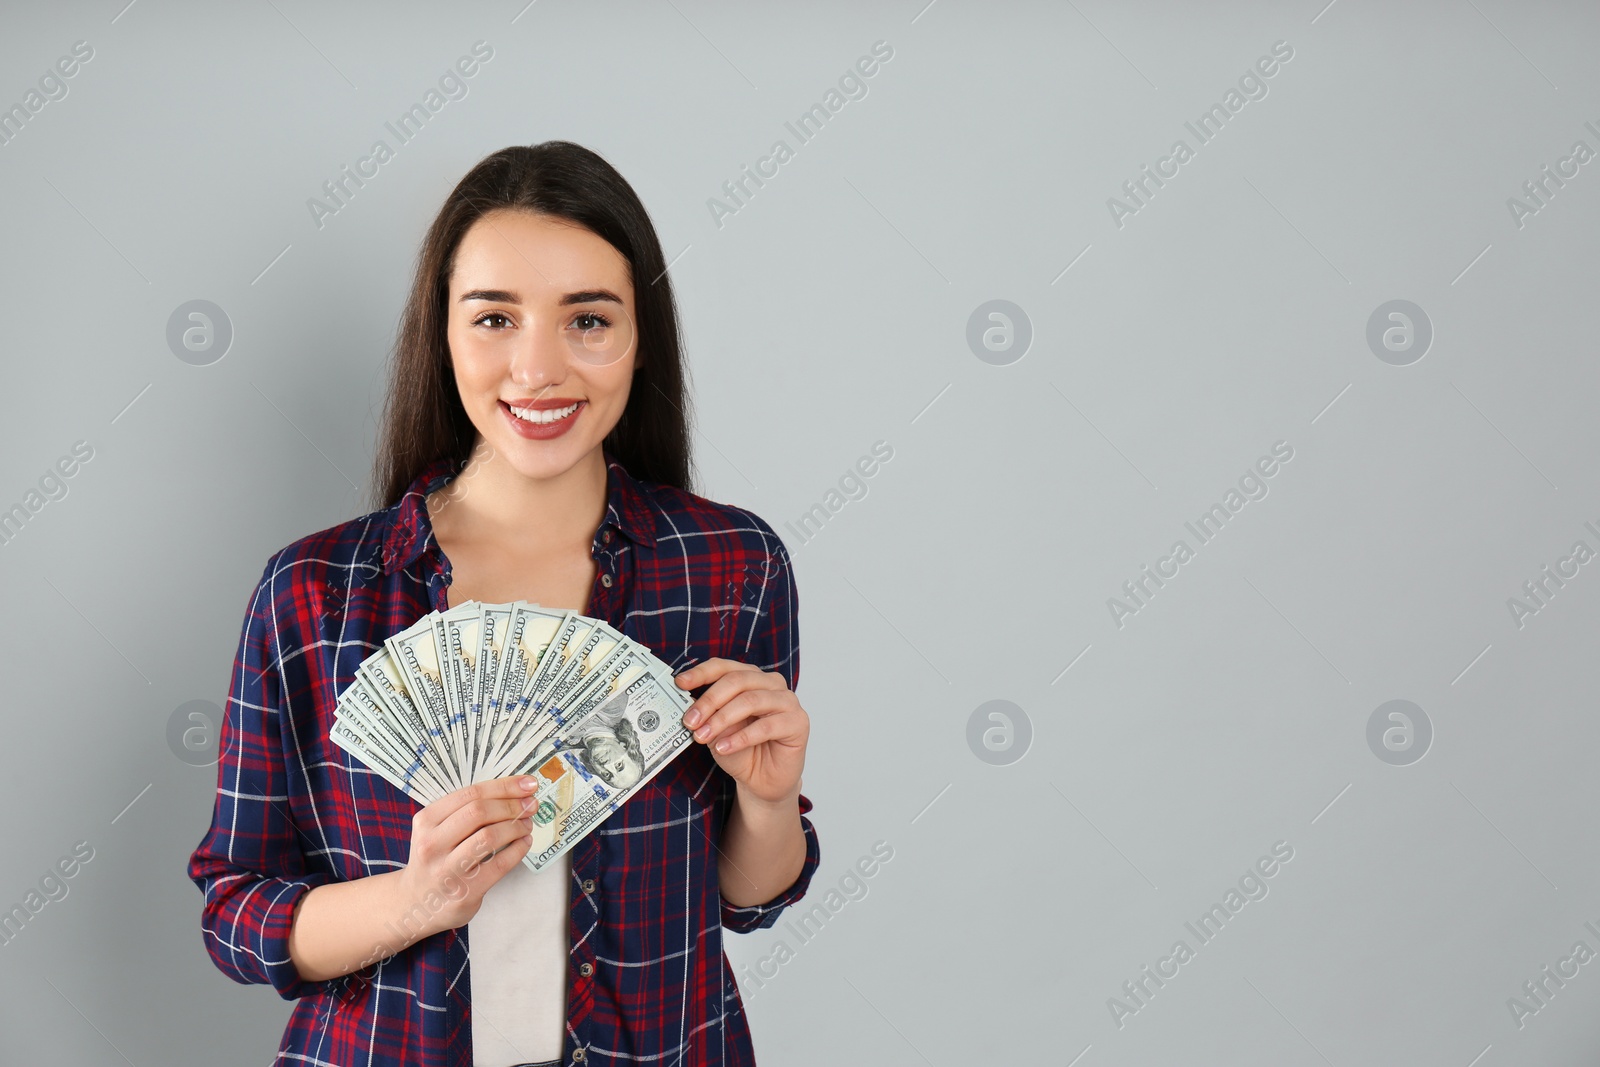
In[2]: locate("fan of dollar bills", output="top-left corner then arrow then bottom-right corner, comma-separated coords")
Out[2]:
330,601 -> 695,872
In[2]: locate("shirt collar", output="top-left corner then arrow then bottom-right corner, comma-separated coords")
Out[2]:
379,445 -> 660,576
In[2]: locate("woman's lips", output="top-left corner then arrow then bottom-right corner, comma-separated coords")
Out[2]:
500,398 -> 584,439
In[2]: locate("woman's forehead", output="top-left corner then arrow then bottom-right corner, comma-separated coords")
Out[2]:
452,211 -> 631,298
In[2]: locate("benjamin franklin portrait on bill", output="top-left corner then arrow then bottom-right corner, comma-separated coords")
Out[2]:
569,690 -> 645,790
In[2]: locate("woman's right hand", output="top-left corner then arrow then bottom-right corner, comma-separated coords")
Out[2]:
394,776 -> 539,937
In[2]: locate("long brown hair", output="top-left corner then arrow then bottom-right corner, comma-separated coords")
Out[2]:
372,141 -> 696,509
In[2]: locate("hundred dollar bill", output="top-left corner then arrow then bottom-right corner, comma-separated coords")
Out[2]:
489,636 -> 645,780
518,634 -> 685,775
520,612 -> 596,705
552,633 -> 660,722
517,616 -> 629,734
483,605 -> 569,774
384,620 -> 462,789
430,611 -> 471,779
472,603 -> 514,781
438,603 -> 485,782
332,719 -> 431,804
333,673 -> 449,799
541,619 -> 631,713
330,702 -> 409,791
331,692 -> 446,805
518,749 -> 579,861
537,624 -> 628,727
513,666 -> 696,872
493,610 -> 593,766
356,650 -> 459,792
551,615 -> 628,683
365,639 -> 449,781
545,642 -> 682,761
331,681 -> 441,796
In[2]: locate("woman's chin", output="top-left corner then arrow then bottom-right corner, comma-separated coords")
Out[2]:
493,435 -> 603,480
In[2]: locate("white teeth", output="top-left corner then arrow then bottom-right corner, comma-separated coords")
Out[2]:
508,401 -> 580,424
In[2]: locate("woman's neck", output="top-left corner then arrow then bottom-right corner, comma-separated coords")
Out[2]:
428,442 -> 609,552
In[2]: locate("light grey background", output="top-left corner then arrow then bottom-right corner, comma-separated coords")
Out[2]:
2,0 -> 1597,1063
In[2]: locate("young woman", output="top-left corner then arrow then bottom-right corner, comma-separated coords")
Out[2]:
188,142 -> 819,1067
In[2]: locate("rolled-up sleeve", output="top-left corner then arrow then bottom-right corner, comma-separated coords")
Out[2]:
720,791 -> 821,933
187,557 -> 336,1000
720,531 -> 821,933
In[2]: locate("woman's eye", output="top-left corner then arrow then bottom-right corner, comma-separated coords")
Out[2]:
573,312 -> 612,331
474,312 -> 512,329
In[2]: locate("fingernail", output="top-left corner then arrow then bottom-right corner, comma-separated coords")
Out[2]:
694,726 -> 710,741
522,796 -> 536,813
714,738 -> 730,753
520,777 -> 537,791
683,706 -> 700,728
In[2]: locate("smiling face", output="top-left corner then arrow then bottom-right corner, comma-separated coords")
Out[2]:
444,209 -> 639,481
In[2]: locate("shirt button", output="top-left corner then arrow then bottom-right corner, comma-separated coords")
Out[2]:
581,878 -> 596,894
603,529 -> 613,544
579,962 -> 594,977
600,573 -> 613,588
573,1049 -> 587,1063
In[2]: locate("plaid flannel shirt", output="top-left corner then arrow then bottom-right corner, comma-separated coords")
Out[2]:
187,446 -> 820,1066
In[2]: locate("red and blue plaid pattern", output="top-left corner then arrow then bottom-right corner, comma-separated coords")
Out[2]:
187,447 -> 820,1066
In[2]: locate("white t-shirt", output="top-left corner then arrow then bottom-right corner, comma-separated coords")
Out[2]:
469,851 -> 571,1066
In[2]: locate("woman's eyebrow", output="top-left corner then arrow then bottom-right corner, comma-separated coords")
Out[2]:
559,289 -> 624,306
457,287 -> 624,305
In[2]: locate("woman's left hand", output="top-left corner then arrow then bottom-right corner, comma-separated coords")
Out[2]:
674,658 -> 808,805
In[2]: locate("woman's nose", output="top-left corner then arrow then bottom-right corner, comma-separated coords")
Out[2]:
507,321 -> 570,388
